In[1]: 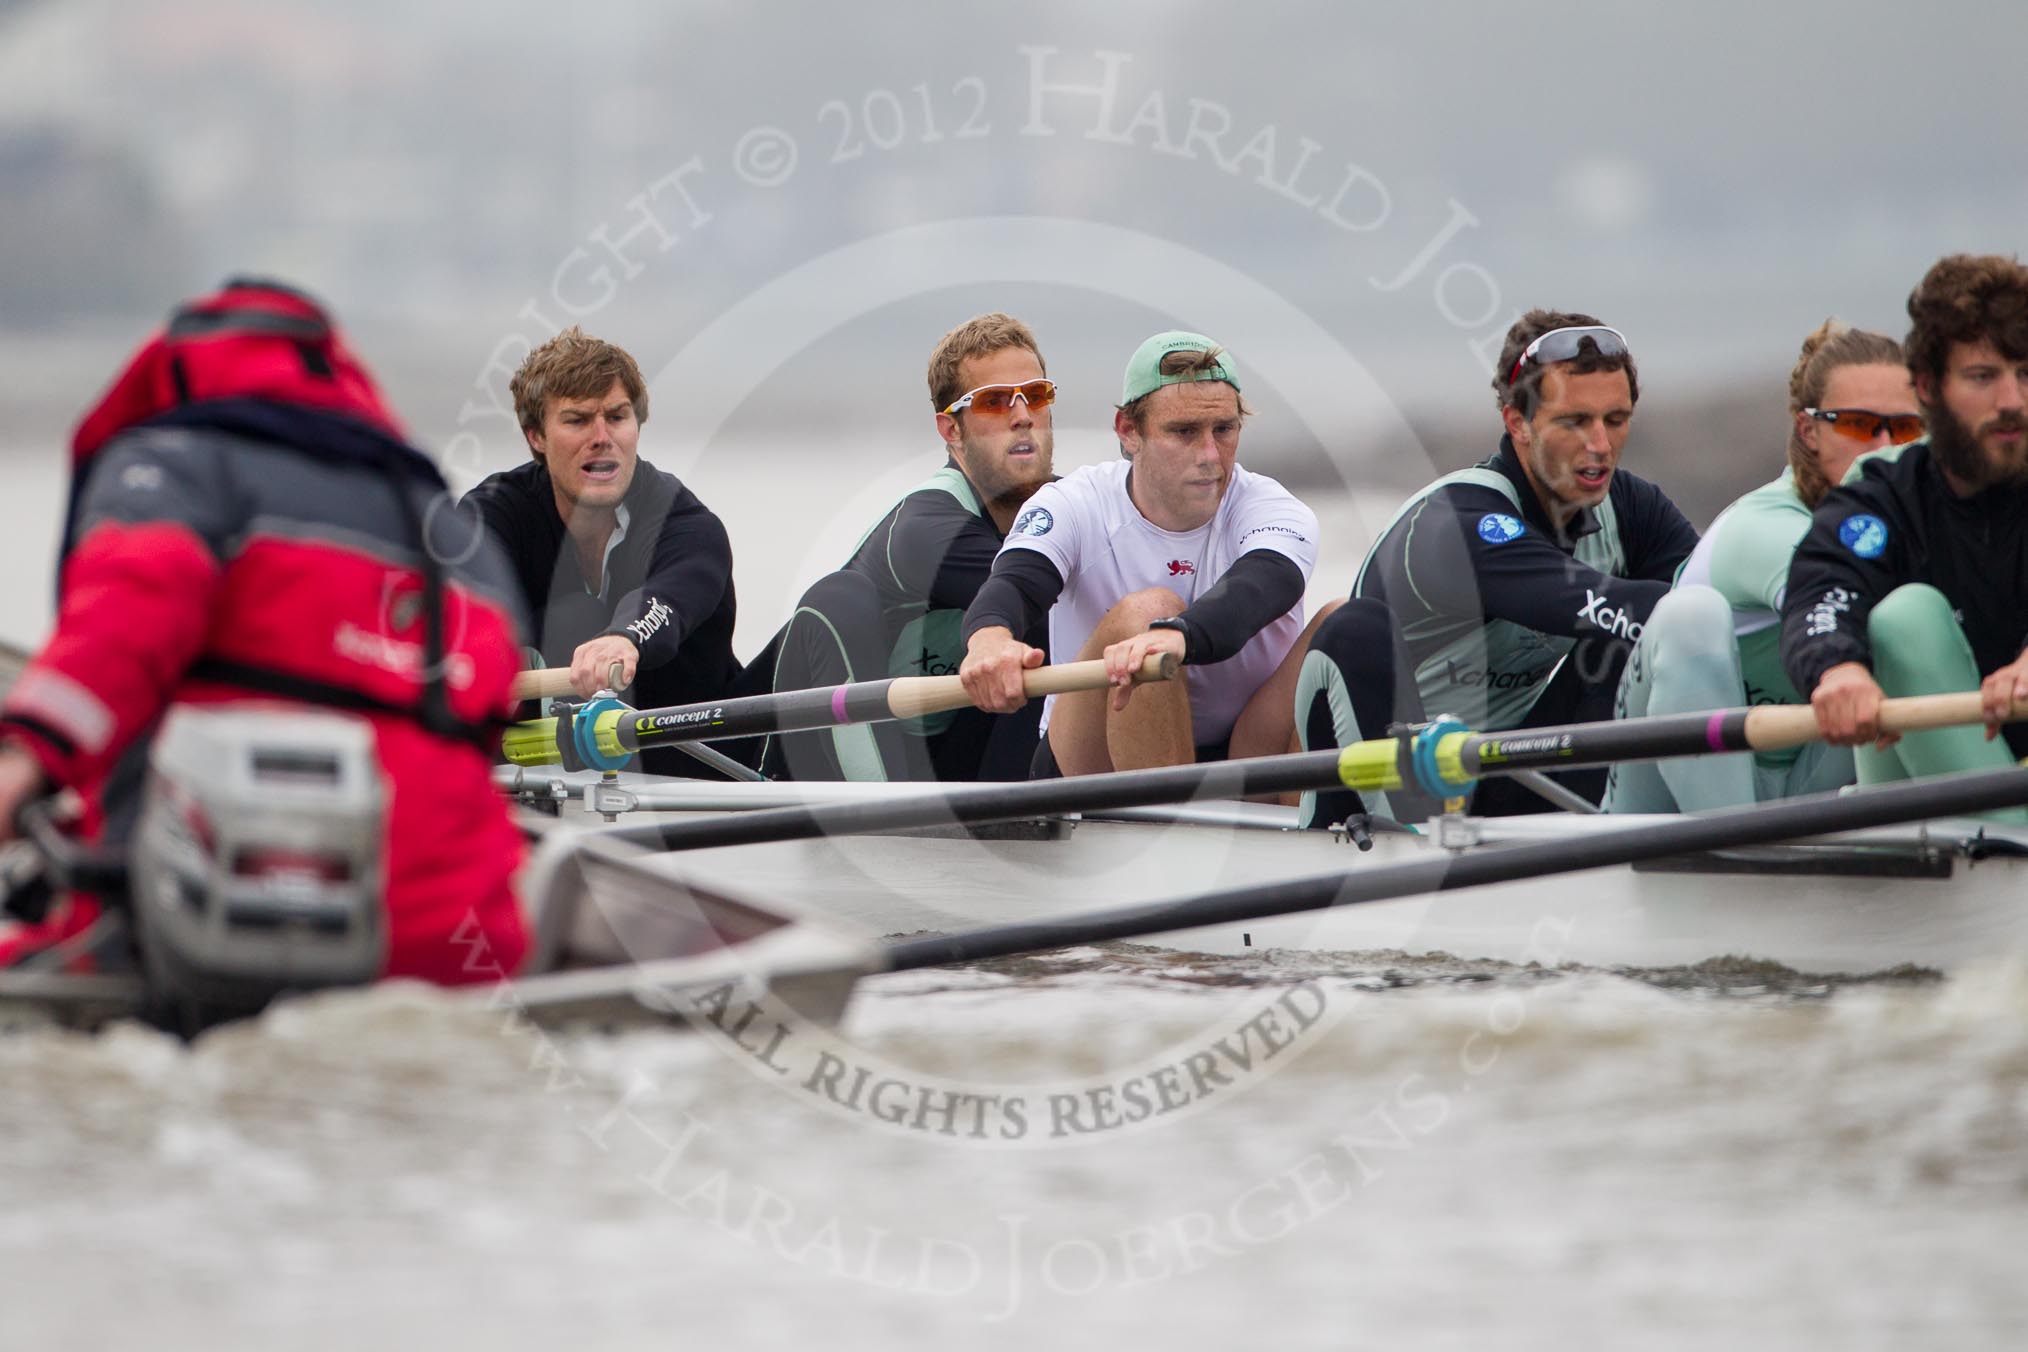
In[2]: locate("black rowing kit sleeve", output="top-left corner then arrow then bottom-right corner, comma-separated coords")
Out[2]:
1393,485 -> 1672,644
885,491 -> 1004,612
1169,549 -> 1306,664
1779,478 -> 1911,696
605,486 -> 734,667
962,550 -> 1064,644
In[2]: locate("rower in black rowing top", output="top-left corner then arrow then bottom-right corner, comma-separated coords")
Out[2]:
462,328 -> 764,776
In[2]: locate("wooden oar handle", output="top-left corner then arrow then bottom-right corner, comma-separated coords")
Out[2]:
884,653 -> 1179,721
511,668 -> 573,701
1022,652 -> 1178,697
1743,690 -> 2012,750
510,661 -> 629,703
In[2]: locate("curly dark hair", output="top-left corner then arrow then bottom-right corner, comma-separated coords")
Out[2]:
1904,254 -> 2028,387
1491,309 -> 1640,418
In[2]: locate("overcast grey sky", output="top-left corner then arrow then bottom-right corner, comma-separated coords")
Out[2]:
0,0 -> 2021,651
1,0 -> 2022,440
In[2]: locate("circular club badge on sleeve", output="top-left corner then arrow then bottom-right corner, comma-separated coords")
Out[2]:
1837,513 -> 1889,559
1013,506 -> 1054,538
1477,512 -> 1526,544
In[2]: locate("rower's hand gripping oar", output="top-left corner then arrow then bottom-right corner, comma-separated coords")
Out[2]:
1725,691 -> 2023,749
501,654 -> 1180,770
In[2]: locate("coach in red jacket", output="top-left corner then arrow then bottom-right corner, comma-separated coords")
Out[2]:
0,280 -> 531,982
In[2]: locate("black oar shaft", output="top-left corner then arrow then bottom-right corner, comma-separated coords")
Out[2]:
534,692 -> 2023,846
499,680 -> 908,768
592,751 -> 1348,852
884,765 -> 2028,970
622,681 -> 896,749
1459,709 -> 1752,779
1453,695 -> 2010,782
587,712 -> 1766,854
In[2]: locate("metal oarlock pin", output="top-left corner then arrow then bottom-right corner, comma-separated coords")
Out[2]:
588,662 -> 637,822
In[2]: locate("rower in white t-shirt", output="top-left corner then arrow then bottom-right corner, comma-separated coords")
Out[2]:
959,330 -> 1337,777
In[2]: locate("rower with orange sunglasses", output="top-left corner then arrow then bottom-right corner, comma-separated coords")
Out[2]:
761,312 -> 1058,783
1604,320 -> 1921,812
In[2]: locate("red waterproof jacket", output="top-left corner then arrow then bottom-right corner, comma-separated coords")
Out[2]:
0,280 -> 530,981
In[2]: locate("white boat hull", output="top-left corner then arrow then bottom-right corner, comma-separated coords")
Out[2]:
521,773 -> 2028,977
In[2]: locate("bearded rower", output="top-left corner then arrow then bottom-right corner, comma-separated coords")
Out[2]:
764,313 -> 1054,782
1297,310 -> 1698,826
1783,253 -> 2028,819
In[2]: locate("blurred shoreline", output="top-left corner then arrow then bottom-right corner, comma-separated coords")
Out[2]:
0,324 -> 1793,655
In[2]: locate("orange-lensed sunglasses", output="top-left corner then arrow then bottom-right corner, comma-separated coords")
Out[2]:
1805,408 -> 1926,445
942,380 -> 1057,417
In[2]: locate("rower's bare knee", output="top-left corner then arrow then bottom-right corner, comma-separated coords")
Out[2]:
1299,597 -> 1344,646
1086,588 -> 1185,650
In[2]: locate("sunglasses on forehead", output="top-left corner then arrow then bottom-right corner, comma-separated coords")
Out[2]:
1805,408 -> 1926,445
1507,325 -> 1630,386
941,379 -> 1057,417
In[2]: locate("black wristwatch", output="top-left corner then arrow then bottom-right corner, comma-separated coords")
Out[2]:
1146,615 -> 1194,661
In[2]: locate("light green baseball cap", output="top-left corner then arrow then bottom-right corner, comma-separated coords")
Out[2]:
1119,330 -> 1241,405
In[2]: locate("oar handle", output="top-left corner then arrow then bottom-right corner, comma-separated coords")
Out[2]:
884,653 -> 1178,721
513,655 -> 1174,710
512,669 -> 572,701
511,661 -> 629,702
1744,691 -> 2016,750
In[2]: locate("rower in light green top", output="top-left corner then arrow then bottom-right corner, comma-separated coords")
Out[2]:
1605,320 -> 1921,812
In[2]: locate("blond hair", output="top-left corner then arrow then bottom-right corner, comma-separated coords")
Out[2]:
510,327 -> 648,447
1785,319 -> 1904,508
926,313 -> 1044,412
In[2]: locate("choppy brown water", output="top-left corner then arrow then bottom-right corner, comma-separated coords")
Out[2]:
3,947 -> 2024,1348
1,445 -> 2021,1343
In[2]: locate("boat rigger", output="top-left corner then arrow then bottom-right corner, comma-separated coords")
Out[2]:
9,678 -> 2028,1034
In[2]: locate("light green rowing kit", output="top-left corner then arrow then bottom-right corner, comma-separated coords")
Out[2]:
1604,468 -> 1852,812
